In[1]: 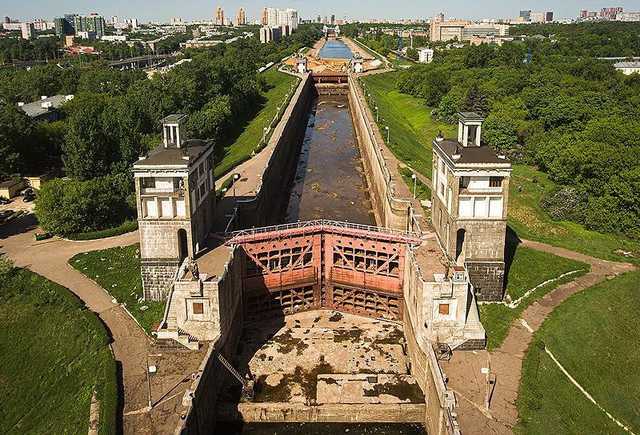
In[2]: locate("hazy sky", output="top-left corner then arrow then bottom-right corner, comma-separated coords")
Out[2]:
2,0 -> 639,22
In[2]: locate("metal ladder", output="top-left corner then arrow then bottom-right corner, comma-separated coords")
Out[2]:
217,354 -> 254,400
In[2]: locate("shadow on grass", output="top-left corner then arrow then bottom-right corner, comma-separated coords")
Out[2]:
504,226 -> 522,291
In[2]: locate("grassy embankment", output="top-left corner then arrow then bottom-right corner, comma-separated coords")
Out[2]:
361,71 -> 456,179
70,244 -> 164,334
516,270 -> 640,434
214,68 -> 299,179
480,244 -> 588,350
362,68 -> 640,435
361,71 -> 640,264
0,267 -> 117,434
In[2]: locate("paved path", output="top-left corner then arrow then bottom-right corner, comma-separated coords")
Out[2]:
442,239 -> 635,434
0,215 -> 203,433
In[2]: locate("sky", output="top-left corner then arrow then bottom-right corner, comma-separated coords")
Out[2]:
1,0 -> 639,23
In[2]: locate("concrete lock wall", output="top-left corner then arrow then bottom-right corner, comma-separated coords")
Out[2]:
236,73 -> 315,228
403,251 -> 461,435
348,76 -> 412,231
176,247 -> 245,434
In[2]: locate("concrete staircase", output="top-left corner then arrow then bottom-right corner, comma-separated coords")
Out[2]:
156,326 -> 200,351
155,258 -> 200,350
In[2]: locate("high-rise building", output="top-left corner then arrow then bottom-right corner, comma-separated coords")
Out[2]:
54,15 -> 76,37
73,14 -> 105,38
331,14 -> 335,25
519,10 -> 531,21
266,8 -> 297,31
261,8 -> 268,25
601,7 -> 624,19
215,7 -> 224,26
235,8 -> 246,26
20,22 -> 35,40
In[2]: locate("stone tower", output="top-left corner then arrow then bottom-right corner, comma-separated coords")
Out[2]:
431,112 -> 512,301
133,114 -> 215,301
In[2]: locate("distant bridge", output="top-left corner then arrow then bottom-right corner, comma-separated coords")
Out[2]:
108,54 -> 175,70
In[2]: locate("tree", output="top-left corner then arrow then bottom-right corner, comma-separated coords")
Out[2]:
406,47 -> 419,61
0,103 -> 34,178
35,174 -> 134,235
62,94 -> 118,180
463,82 -> 489,116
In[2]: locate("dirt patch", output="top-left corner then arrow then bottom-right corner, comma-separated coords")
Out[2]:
255,374 -> 293,403
363,381 -> 425,403
333,328 -> 363,342
329,312 -> 343,322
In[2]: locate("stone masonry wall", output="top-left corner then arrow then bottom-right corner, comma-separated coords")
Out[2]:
141,259 -> 180,301
465,260 -> 505,302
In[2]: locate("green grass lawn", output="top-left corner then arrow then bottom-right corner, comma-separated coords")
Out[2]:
509,165 -> 640,264
517,270 -> 640,434
70,244 -> 164,334
480,244 -> 589,350
214,69 -> 299,178
0,267 -> 117,434
361,71 -> 456,179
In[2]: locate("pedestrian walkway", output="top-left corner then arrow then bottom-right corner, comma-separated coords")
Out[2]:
441,239 -> 635,434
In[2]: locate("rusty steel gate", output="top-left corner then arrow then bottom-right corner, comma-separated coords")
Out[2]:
226,221 -> 419,322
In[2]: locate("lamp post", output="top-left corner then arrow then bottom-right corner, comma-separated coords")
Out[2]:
411,173 -> 417,199
375,106 -> 379,122
385,126 -> 390,142
233,173 -> 240,199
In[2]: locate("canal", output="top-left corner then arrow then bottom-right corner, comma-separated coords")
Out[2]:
285,94 -> 374,225
318,39 -> 354,59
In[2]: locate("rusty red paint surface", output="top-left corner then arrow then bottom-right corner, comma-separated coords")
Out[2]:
234,226 -> 410,321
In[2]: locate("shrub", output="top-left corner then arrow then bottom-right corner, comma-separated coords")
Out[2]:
35,173 -> 134,236
68,220 -> 138,240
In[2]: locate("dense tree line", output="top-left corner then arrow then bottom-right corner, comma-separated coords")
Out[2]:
0,24 -> 321,234
0,36 -> 60,64
396,22 -> 640,239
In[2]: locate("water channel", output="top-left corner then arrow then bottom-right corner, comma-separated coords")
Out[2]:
318,39 -> 354,59
222,41 -> 426,435
285,94 -> 374,225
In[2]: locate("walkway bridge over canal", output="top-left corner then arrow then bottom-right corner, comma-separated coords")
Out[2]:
226,220 -> 422,321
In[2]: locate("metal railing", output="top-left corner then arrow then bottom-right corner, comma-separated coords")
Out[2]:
227,219 -> 419,241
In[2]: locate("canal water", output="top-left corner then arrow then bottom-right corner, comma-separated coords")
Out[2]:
319,40 -> 354,59
285,95 -> 374,225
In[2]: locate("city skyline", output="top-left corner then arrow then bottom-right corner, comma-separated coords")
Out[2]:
3,0 -> 640,23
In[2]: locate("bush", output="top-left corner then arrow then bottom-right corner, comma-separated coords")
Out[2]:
68,220 -> 138,240
35,173 -> 134,236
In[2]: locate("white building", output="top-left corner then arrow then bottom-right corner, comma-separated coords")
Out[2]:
20,22 -> 35,40
266,7 -> 298,31
614,61 -> 640,75
259,25 -> 282,43
418,48 -> 434,63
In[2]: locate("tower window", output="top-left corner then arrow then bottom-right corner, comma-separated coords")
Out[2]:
490,177 -> 503,188
439,303 -> 450,315
192,302 -> 204,315
459,177 -> 470,189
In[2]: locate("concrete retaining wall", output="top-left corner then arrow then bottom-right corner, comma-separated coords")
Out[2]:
236,73 -> 314,228
404,301 -> 460,435
217,403 -> 426,423
348,75 -> 413,231
175,248 -> 245,434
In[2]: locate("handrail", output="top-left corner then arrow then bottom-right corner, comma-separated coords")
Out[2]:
157,256 -> 190,331
226,219 -> 420,242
